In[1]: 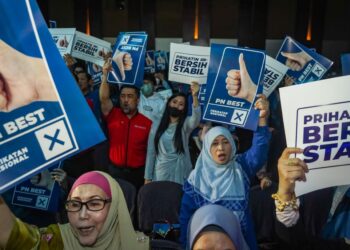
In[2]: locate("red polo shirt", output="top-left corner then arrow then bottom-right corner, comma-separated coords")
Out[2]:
106,108 -> 152,168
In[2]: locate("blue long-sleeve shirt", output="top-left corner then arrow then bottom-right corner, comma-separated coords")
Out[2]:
179,126 -> 271,250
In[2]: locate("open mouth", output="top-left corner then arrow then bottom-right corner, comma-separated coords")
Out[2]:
218,153 -> 226,161
78,226 -> 95,235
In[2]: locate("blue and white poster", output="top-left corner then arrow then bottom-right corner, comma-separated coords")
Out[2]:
49,28 -> 76,57
0,0 -> 105,193
12,166 -> 61,212
203,44 -> 265,131
87,62 -> 103,86
276,36 -> 333,84
108,32 -> 148,87
145,50 -> 156,74
280,75 -> 350,196
154,50 -> 168,71
168,43 -> 210,85
341,53 -> 350,76
71,31 -> 111,67
263,55 -> 289,97
199,84 -> 207,106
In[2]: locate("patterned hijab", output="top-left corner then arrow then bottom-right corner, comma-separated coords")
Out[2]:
59,171 -> 149,250
187,204 -> 249,250
188,126 -> 245,202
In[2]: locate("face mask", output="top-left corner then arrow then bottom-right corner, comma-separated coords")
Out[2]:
168,106 -> 182,117
141,83 -> 154,97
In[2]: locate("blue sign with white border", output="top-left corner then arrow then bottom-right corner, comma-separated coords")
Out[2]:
276,36 -> 333,84
12,165 -> 62,212
0,0 -> 105,194
203,44 -> 265,131
107,32 -> 147,87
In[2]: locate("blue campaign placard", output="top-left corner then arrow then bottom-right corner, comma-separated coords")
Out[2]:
12,165 -> 61,212
145,50 -> 156,74
0,0 -> 105,194
341,53 -> 350,76
276,36 -> 333,84
203,44 -> 265,131
87,62 -> 103,86
154,50 -> 168,71
107,32 -> 148,87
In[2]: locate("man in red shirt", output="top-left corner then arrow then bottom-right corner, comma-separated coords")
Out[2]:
100,60 -> 152,190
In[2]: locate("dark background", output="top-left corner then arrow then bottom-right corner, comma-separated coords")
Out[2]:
37,0 -> 350,73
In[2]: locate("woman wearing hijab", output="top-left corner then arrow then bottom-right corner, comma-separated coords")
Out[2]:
188,204 -> 249,250
0,171 -> 149,250
179,94 -> 271,250
144,82 -> 201,185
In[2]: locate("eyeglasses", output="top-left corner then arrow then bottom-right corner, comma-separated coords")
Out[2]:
65,198 -> 111,212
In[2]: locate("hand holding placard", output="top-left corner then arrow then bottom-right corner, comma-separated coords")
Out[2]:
277,147 -> 308,201
112,51 -> 133,80
145,52 -> 154,66
225,53 -> 257,103
254,94 -> 270,126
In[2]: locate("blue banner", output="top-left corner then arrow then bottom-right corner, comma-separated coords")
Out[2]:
154,50 -> 168,71
341,53 -> 350,76
0,0 -> 105,193
12,165 -> 61,212
108,32 -> 148,87
145,50 -> 156,74
276,36 -> 333,84
87,62 -> 103,86
203,44 -> 265,131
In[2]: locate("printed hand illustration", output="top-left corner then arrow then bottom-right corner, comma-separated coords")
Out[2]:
0,40 -> 57,112
30,169 -> 54,189
225,53 -> 257,103
98,48 -> 106,58
112,50 -> 133,81
281,51 -> 312,71
145,52 -> 154,66
59,35 -> 69,48
92,63 -> 102,73
157,54 -> 166,65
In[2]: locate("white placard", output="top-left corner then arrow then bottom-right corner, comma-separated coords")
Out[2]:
280,75 -> 350,196
49,28 -> 76,56
168,43 -> 210,85
71,31 -> 111,67
263,55 -> 288,97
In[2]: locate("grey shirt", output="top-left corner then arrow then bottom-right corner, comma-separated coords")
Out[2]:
144,105 -> 201,185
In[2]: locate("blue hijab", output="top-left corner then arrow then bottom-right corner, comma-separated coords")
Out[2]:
187,204 -> 249,250
187,126 -> 245,202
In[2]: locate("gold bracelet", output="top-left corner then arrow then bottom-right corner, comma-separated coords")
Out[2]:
271,192 -> 299,212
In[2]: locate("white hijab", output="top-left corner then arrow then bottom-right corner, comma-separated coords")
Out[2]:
188,126 -> 246,202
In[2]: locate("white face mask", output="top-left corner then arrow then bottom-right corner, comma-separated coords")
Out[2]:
155,78 -> 161,85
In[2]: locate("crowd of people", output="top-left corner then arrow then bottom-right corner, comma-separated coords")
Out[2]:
0,50 -> 349,250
